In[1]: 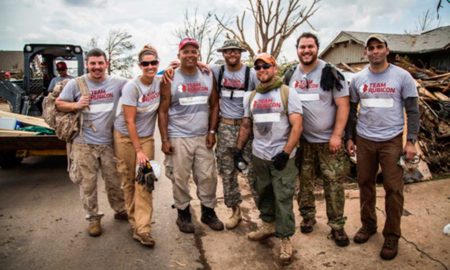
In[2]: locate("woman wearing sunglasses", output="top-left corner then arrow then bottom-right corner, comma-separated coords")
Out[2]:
113,45 -> 161,247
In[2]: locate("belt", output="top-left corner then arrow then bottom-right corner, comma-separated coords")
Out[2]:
220,118 -> 242,126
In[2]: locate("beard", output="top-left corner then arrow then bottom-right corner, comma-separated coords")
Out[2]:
299,53 -> 318,66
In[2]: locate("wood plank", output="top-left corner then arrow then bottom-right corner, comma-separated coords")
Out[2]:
0,129 -> 39,136
0,111 -> 52,129
433,92 -> 450,101
340,62 -> 356,73
422,72 -> 450,80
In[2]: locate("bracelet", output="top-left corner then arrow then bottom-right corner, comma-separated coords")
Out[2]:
162,138 -> 169,143
209,130 -> 216,134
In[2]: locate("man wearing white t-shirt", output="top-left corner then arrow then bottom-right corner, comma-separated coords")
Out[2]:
346,34 -> 419,260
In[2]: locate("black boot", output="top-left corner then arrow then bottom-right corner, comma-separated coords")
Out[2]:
176,205 -> 195,233
200,205 -> 224,231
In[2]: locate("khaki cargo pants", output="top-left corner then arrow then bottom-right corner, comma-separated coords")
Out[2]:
164,136 -> 218,210
71,143 -> 125,221
114,130 -> 154,234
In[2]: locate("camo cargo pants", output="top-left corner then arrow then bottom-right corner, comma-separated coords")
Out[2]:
296,140 -> 350,230
71,143 -> 125,221
216,121 -> 258,208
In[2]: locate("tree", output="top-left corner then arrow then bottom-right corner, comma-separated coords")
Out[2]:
216,0 -> 320,59
416,9 -> 441,32
174,8 -> 227,64
105,29 -> 135,77
85,37 -> 99,52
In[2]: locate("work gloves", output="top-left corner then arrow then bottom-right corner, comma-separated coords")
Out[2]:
320,64 -> 345,92
136,161 -> 158,191
272,151 -> 289,171
233,148 -> 248,172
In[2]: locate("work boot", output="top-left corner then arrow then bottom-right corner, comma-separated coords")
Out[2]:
247,221 -> 276,241
380,237 -> 399,260
279,237 -> 293,265
88,220 -> 102,237
330,228 -> 350,247
114,211 -> 128,221
176,205 -> 195,234
201,205 -> 224,231
133,231 -> 155,247
300,218 -> 316,234
225,206 -> 242,230
353,226 -> 377,244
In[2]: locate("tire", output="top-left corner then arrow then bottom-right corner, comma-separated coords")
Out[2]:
0,151 -> 23,169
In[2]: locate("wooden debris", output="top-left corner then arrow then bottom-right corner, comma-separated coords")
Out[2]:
0,110 -> 52,130
0,129 -> 39,136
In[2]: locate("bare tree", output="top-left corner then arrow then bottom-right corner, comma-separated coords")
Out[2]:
216,0 -> 320,59
416,9 -> 441,32
174,8 -> 227,63
105,29 -> 135,77
85,37 -> 99,52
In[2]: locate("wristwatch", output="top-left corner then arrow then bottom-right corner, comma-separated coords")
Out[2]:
209,130 -> 216,134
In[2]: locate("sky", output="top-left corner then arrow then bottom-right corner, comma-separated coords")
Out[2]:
0,0 -> 449,75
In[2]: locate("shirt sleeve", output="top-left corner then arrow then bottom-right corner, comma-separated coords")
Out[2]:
58,78 -> 78,102
401,71 -> 418,99
121,81 -> 139,107
333,77 -> 350,98
287,88 -> 303,115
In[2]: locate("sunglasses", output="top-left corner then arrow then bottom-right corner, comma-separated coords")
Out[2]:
303,74 -> 309,90
254,63 -> 272,71
140,60 -> 159,67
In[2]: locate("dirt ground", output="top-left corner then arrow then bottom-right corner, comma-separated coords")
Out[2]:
0,155 -> 449,270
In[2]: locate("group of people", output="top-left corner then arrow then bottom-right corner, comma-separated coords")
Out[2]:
54,31 -> 419,264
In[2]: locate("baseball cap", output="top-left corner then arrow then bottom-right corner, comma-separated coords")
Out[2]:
56,61 -> 68,70
254,53 -> 276,66
179,37 -> 199,50
365,34 -> 388,47
217,39 -> 246,52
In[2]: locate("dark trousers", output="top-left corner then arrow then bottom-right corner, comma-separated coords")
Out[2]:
356,134 -> 404,239
252,155 -> 298,238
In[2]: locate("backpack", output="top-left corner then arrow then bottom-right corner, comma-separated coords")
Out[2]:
42,77 -> 90,142
282,63 -> 345,92
248,84 -> 290,116
217,65 -> 251,98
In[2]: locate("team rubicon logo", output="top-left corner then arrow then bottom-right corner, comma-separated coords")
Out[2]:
363,84 -> 368,93
178,84 -> 187,93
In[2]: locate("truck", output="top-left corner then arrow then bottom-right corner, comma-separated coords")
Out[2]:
0,44 -> 84,168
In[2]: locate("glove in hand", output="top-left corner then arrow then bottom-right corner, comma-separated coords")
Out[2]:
233,148 -> 248,172
272,151 -> 289,171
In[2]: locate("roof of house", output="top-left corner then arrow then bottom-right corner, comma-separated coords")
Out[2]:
320,25 -> 450,58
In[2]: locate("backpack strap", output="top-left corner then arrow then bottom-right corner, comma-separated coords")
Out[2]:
217,65 -> 225,97
75,76 -> 95,134
283,66 -> 297,86
244,66 -> 251,91
280,85 -> 289,114
247,90 -> 257,117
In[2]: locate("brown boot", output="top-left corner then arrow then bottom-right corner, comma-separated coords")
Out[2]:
133,231 -> 155,247
225,206 -> 242,230
330,228 -> 350,247
279,237 -> 293,265
247,221 -> 275,241
380,237 -> 399,260
88,220 -> 102,237
353,226 -> 377,244
300,218 -> 316,234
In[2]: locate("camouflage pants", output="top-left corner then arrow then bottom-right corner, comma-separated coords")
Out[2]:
71,143 -> 125,221
296,140 -> 350,230
216,121 -> 258,208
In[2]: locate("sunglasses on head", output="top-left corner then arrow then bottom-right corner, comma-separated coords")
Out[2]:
140,60 -> 159,67
254,63 -> 272,71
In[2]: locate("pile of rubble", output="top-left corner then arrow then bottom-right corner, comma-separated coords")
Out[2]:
394,56 -> 450,174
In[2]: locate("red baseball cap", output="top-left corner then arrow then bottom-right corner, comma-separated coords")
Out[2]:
56,61 -> 67,70
179,37 -> 199,50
